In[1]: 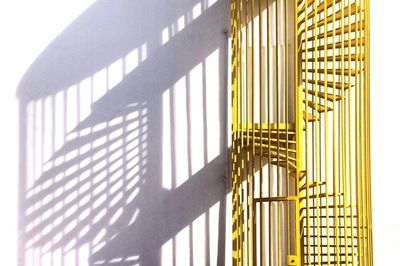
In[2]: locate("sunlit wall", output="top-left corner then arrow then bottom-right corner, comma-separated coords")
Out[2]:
0,0 -> 231,265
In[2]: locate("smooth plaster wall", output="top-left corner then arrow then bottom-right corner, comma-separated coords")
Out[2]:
0,0 -> 231,265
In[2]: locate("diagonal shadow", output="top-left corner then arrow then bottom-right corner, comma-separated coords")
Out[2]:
17,0 -> 230,265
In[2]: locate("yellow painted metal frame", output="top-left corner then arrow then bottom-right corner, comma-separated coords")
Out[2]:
231,0 -> 372,265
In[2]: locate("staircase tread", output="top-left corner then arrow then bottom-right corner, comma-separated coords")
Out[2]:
303,234 -> 365,238
301,204 -> 357,210
271,160 -> 297,171
305,68 -> 359,76
303,79 -> 351,90
305,22 -> 364,42
304,99 -> 333,112
303,261 -> 354,265
306,225 -> 367,228
258,149 -> 297,163
301,38 -> 365,52
300,181 -> 326,191
242,135 -> 296,144
305,53 -> 365,62
304,88 -> 343,102
303,111 -> 318,122
300,192 -> 344,200
299,2 -> 361,34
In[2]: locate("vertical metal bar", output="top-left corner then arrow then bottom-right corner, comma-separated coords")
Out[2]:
294,1 -> 303,265
359,0 -> 366,263
258,0 -> 264,264
355,1 -> 362,265
331,0 -> 340,264
359,4 -> 366,263
364,0 -> 372,264
349,0 -> 357,264
235,0 -> 239,261
304,0 -> 312,264
238,0 -> 245,263
284,0 -> 290,263
362,2 -> 368,258
322,0 -> 331,264
317,3 -> 323,264
338,2 -> 344,264
340,1 -> 350,265
231,0 -> 239,263
275,1 -> 281,264
267,0 -> 273,264
244,0 -> 251,262
245,12 -> 251,259
239,0 -> 244,261
250,0 -> 256,264
312,0 -> 320,264
365,1 -> 373,264
342,1 -> 350,265
243,0 -> 249,264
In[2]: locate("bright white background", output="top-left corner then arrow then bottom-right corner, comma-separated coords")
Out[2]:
370,0 -> 400,264
0,0 -> 398,265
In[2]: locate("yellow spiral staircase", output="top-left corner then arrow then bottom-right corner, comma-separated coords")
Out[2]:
231,0 -> 372,265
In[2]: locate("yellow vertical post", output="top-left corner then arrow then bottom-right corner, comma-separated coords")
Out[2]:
258,0 -> 264,264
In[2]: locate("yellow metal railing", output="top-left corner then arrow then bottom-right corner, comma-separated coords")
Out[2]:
231,0 -> 372,265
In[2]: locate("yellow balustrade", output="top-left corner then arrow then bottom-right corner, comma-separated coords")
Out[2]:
231,0 -> 372,265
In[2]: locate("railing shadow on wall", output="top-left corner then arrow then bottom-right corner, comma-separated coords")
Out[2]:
17,0 -> 230,265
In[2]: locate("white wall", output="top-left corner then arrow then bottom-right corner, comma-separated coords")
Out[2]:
370,1 -> 400,265
0,0 -> 230,265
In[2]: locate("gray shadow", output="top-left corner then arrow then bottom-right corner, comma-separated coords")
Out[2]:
17,0 -> 230,265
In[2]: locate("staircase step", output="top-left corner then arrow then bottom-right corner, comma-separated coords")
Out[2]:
241,129 -> 296,139
258,149 -> 297,163
304,253 -> 359,257
290,170 -> 307,179
298,0 -> 335,17
300,1 -> 341,23
271,160 -> 297,172
306,225 -> 367,229
304,234 -> 364,239
298,1 -> 360,20
297,0 -> 316,14
242,137 -> 296,150
303,79 -> 350,90
300,192 -> 343,200
254,144 -> 296,154
301,38 -> 365,52
303,260 -> 354,265
305,244 -> 355,248
305,68 -> 359,77
303,111 -> 318,122
298,3 -> 361,29
305,214 -> 358,219
302,204 -> 357,210
300,181 -> 326,191
305,22 -> 364,42
304,99 -> 333,113
304,89 -> 342,102
305,53 -> 364,63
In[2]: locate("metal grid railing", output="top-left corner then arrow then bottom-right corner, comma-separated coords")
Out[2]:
231,0 -> 372,265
